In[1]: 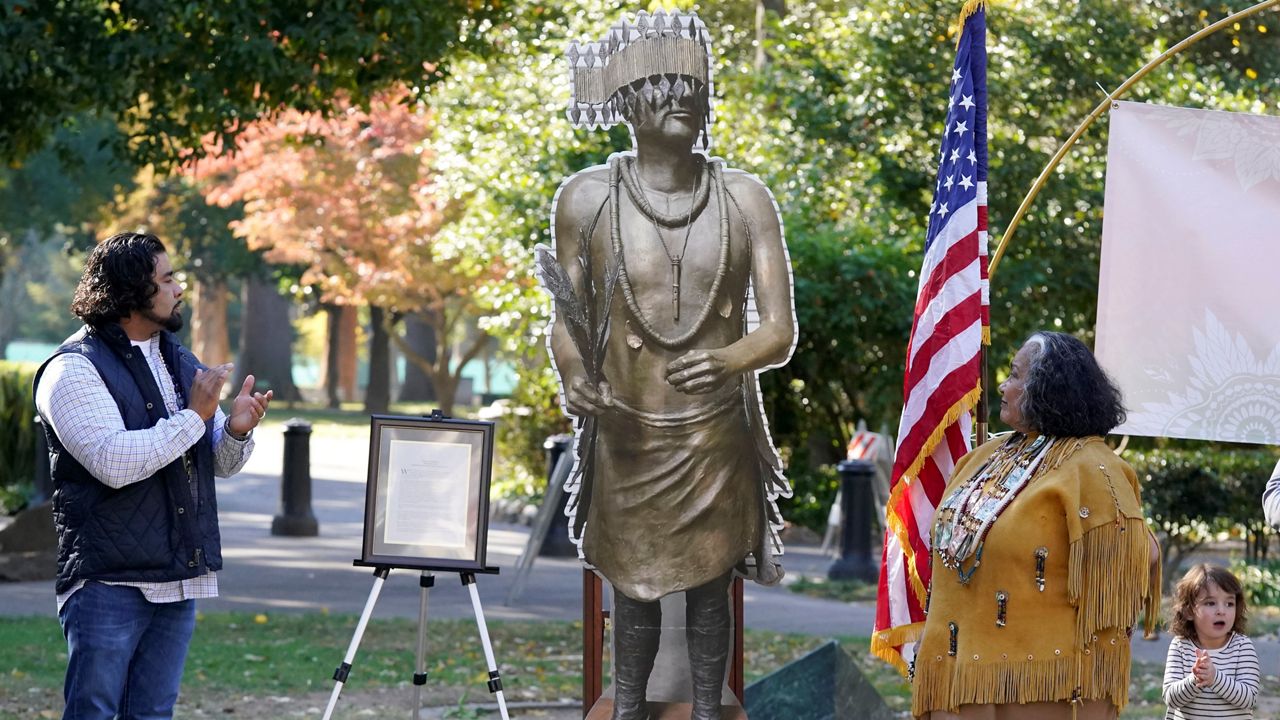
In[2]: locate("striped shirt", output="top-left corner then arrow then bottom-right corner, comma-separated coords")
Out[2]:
1163,632 -> 1259,719
35,335 -> 254,611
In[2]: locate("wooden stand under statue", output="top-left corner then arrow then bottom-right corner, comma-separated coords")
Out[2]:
537,9 -> 799,720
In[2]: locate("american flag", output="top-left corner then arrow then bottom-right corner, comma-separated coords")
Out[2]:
871,1 -> 989,675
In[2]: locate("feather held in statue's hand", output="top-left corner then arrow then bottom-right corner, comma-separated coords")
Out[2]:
594,261 -> 620,365
535,244 -> 594,369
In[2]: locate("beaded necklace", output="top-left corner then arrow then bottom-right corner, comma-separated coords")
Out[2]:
933,434 -> 1055,584
610,155 -> 731,349
624,158 -> 702,321
619,155 -> 712,228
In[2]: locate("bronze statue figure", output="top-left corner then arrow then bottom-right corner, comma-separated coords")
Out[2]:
538,10 -> 796,720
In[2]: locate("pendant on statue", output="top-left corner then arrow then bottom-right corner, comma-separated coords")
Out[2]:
671,259 -> 681,322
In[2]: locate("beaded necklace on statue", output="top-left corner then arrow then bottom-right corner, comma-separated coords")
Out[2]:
620,155 -> 712,228
933,434 -> 1056,584
624,157 -> 702,321
610,155 -> 731,349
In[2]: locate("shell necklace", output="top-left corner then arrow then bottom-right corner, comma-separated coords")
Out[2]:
933,434 -> 1056,584
611,155 -> 731,349
624,158 -> 701,320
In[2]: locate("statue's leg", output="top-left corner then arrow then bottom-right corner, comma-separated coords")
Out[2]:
685,573 -> 732,720
611,590 -> 661,720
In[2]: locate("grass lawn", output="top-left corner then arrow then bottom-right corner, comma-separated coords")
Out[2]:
6,611 -> 1266,719
0,612 -> 889,718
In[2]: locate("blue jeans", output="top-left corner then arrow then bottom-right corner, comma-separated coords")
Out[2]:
59,582 -> 196,720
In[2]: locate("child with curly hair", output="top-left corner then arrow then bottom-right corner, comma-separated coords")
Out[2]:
1163,564 -> 1259,719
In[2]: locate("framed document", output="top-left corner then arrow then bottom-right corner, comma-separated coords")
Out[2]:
360,415 -> 495,571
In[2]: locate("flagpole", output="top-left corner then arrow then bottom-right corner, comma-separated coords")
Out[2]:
986,0 -> 1280,281
976,348 -> 988,444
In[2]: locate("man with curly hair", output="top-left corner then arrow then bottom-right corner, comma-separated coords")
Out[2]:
33,232 -> 273,719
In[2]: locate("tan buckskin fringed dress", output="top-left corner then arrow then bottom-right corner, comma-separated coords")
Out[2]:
912,435 -> 1161,719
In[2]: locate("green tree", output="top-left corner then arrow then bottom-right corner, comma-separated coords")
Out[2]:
112,169 -> 305,401
716,0 -> 1278,465
0,116 -> 133,348
0,234 -> 86,351
427,0 -> 1278,521
1131,444 -> 1280,589
426,0 -> 633,460
0,0 -> 495,168
1217,448 -> 1280,562
1131,446 -> 1231,591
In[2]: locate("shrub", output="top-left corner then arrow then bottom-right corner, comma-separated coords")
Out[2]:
1216,449 -> 1280,562
1230,558 -> 1280,609
493,362 -> 570,504
0,360 -> 39,513
1132,447 -> 1231,592
778,463 -> 840,534
1133,444 -> 1280,591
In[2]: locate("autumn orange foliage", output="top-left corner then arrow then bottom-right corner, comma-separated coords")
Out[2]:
188,86 -> 453,311
187,85 -> 514,410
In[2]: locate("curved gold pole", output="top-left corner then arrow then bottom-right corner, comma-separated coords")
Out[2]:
987,0 -> 1280,281
977,0 -> 1277,445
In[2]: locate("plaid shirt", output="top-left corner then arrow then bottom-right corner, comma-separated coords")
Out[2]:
35,334 -> 254,610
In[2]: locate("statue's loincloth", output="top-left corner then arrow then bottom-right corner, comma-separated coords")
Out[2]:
582,391 -> 764,602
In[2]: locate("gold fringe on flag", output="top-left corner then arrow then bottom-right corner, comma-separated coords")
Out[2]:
953,0 -> 989,46
870,621 -> 925,675
881,383 -> 983,603
871,382 -> 982,674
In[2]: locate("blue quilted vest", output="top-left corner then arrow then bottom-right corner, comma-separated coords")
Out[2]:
34,324 -> 222,594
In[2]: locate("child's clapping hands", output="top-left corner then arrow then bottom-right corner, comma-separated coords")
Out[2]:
1192,648 -> 1217,687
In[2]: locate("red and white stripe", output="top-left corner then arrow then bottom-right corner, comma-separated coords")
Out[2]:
873,182 -> 988,673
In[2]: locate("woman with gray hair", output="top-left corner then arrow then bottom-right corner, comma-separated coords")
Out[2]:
912,331 -> 1161,719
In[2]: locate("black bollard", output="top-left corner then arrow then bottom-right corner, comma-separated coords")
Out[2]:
539,433 -> 577,556
272,419 -> 319,537
32,416 -> 53,504
828,459 -> 879,583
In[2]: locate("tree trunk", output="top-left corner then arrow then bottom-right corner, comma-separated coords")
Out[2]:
386,306 -> 494,418
1159,534 -> 1204,593
322,304 -> 342,409
339,306 -> 358,403
754,0 -> 787,70
386,310 -> 452,417
365,306 -> 391,414
433,372 -> 458,417
190,276 -> 231,367
236,275 -> 300,402
321,304 -> 359,407
398,312 -> 437,402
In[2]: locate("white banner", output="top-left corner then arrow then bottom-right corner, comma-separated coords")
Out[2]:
1096,101 -> 1280,445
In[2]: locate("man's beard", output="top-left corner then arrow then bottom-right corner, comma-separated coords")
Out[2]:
144,307 -> 184,333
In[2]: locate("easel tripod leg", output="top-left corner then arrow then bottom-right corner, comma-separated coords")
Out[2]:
323,567 -> 391,720
461,572 -> 510,720
412,572 -> 435,720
